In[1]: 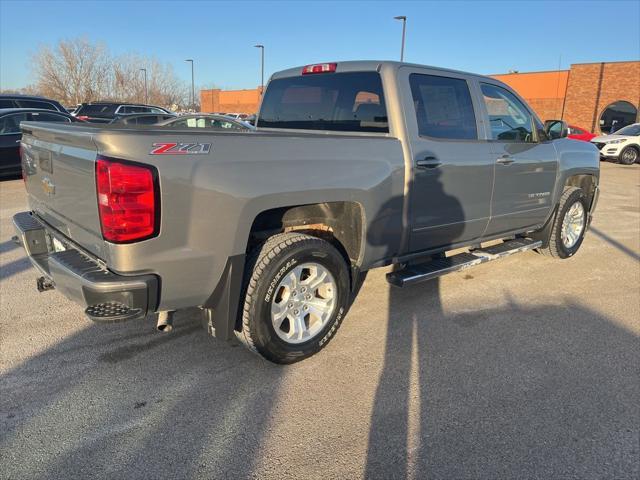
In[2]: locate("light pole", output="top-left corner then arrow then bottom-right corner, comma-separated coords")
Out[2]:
254,44 -> 265,95
394,16 -> 407,62
139,68 -> 147,104
185,59 -> 195,111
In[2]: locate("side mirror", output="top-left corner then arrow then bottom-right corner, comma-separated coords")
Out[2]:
544,119 -> 569,139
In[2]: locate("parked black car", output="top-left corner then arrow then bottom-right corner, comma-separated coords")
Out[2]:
109,113 -> 176,126
0,108 -> 82,178
74,102 -> 173,123
0,94 -> 67,113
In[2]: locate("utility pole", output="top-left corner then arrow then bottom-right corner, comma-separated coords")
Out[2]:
394,16 -> 407,61
254,44 -> 265,95
140,68 -> 147,104
185,59 -> 195,111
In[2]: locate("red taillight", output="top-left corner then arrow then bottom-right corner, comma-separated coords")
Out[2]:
77,115 -> 89,121
96,156 -> 158,243
301,63 -> 337,75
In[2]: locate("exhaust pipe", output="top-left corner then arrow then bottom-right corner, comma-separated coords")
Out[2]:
156,311 -> 175,333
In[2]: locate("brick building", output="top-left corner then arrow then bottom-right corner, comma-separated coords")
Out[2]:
493,61 -> 639,134
200,88 -> 262,115
201,60 -> 639,134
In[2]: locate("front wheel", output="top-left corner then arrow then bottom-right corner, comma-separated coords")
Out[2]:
540,187 -> 588,259
619,146 -> 638,165
236,232 -> 351,364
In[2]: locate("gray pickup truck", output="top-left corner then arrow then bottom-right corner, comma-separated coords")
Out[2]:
14,61 -> 599,363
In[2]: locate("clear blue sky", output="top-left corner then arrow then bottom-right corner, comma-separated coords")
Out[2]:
1,0 -> 639,91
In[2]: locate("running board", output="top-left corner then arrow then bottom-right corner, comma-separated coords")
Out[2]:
386,238 -> 542,287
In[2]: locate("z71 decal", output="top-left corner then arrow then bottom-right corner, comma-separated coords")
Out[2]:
149,142 -> 211,155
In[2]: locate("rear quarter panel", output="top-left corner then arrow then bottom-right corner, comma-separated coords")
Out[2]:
93,129 -> 405,310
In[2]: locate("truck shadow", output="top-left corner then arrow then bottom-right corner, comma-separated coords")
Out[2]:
590,226 -> 640,262
1,287 -> 638,478
363,284 -> 639,479
0,311 -> 286,479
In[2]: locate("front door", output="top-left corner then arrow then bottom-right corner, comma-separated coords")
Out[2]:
400,68 -> 495,252
479,82 -> 558,235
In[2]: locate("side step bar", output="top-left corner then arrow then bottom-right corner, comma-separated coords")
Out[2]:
386,238 -> 542,287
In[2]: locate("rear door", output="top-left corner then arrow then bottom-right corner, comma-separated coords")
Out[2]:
399,67 -> 495,252
478,82 -> 558,235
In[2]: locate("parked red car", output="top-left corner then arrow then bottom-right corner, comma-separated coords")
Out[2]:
567,125 -> 596,142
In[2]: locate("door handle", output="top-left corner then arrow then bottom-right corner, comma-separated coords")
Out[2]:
496,155 -> 514,165
416,156 -> 442,169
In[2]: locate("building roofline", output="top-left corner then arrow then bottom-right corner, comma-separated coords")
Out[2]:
489,69 -> 570,76
570,59 -> 639,66
490,60 -> 639,76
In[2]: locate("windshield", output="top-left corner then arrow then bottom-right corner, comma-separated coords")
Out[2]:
613,124 -> 640,136
257,71 -> 388,133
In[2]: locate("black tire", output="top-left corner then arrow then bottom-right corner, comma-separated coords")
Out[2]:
540,187 -> 588,259
236,232 -> 351,364
619,146 -> 639,165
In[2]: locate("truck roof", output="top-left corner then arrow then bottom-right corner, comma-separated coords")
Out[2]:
270,60 -> 497,83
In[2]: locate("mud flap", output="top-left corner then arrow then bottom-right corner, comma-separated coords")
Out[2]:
201,254 -> 246,341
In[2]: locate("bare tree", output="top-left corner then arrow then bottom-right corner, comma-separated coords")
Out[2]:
110,55 -> 189,108
31,37 -> 191,109
32,38 -> 111,105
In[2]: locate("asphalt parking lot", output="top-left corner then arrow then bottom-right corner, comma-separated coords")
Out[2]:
1,161 -> 638,480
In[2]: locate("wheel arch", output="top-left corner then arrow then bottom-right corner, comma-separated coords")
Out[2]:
247,201 -> 366,269
564,174 -> 598,206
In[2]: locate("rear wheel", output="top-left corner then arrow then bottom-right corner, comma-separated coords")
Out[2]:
540,187 -> 588,259
236,232 -> 351,364
619,146 -> 638,165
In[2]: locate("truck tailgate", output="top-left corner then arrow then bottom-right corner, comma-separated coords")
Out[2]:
20,122 -> 106,259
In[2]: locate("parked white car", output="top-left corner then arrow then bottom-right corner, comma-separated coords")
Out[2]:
590,123 -> 640,165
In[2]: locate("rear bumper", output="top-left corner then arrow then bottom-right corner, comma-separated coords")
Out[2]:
13,211 -> 159,321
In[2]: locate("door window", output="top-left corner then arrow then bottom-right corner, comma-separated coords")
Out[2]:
409,74 -> 477,140
0,113 -> 29,134
481,83 -> 534,142
120,105 -> 151,114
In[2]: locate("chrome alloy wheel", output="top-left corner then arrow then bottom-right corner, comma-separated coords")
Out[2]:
561,201 -> 585,249
270,263 -> 337,344
621,148 -> 638,164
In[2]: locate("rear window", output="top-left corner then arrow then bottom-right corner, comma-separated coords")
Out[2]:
16,100 -> 57,111
30,112 -> 71,122
257,71 -> 388,133
76,104 -> 117,115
